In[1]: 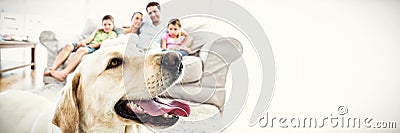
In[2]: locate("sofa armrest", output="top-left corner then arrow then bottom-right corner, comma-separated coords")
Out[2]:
39,30 -> 83,67
198,36 -> 243,88
39,31 -> 63,67
164,32 -> 243,111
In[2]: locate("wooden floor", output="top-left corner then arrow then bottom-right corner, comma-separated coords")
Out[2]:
0,68 -> 44,93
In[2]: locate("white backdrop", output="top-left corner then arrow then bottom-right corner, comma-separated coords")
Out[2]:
229,0 -> 400,133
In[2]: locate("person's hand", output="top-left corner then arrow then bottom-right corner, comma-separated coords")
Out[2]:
97,27 -> 104,32
78,40 -> 87,47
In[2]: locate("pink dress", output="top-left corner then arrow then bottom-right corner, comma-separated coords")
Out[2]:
162,33 -> 185,48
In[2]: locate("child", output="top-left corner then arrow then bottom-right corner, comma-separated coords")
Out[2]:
44,15 -> 117,81
161,18 -> 192,56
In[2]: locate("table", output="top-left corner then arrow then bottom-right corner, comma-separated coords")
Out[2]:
0,41 -> 36,73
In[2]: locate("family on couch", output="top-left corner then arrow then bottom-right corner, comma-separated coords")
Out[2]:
44,2 -> 194,82
40,1 -> 244,121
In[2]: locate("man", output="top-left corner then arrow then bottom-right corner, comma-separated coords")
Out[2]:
132,2 -> 165,50
131,1 -> 192,53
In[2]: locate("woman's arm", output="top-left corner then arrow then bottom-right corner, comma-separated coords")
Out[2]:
122,26 -> 140,34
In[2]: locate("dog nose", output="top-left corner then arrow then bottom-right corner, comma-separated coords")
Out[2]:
161,51 -> 182,67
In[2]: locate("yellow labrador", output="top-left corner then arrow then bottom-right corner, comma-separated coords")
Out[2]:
0,45 -> 190,132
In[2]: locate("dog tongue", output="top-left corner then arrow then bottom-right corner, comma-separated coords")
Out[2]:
135,97 -> 190,117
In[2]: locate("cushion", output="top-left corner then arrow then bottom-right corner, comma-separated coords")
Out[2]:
181,56 -> 203,83
165,84 -> 226,111
81,18 -> 99,39
200,37 -> 242,88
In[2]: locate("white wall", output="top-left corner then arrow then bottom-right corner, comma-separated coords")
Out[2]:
1,0 -> 87,41
0,0 -> 87,70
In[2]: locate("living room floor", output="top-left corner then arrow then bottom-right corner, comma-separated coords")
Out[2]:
0,68 -> 44,93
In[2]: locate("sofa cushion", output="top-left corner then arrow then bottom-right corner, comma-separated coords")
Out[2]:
81,18 -> 99,39
200,37 -> 242,88
165,84 -> 226,111
181,56 -> 203,83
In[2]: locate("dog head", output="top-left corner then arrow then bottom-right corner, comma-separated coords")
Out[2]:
52,46 -> 190,132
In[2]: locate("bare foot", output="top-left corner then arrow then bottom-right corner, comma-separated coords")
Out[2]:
50,70 -> 68,81
43,68 -> 54,76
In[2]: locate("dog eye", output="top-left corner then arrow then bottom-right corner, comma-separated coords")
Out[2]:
106,57 -> 123,69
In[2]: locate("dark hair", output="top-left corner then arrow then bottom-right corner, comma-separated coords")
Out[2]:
102,15 -> 115,30
168,18 -> 181,27
146,2 -> 160,12
102,15 -> 114,22
131,12 -> 143,21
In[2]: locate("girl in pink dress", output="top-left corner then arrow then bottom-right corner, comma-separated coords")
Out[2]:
161,18 -> 192,56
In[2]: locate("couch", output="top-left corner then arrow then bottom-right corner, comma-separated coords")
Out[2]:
39,18 -> 243,132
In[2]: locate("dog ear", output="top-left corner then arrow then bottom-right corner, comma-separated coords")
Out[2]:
52,73 -> 81,132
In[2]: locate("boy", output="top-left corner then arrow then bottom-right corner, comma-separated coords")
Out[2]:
45,15 -> 117,81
